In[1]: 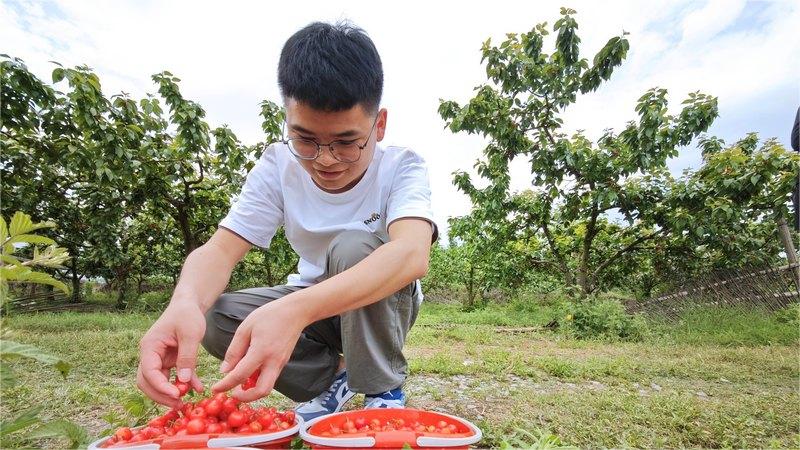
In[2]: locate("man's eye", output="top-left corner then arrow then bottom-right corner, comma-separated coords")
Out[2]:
335,140 -> 357,146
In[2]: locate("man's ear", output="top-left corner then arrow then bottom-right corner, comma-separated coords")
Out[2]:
376,108 -> 388,142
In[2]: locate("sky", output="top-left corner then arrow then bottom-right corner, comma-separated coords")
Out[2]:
3,0 -> 799,240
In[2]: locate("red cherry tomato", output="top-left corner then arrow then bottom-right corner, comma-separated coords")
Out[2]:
114,427 -> 133,441
189,407 -> 206,420
242,369 -> 261,390
186,418 -> 206,435
173,380 -> 191,397
222,398 -> 238,414
204,400 -> 222,417
227,410 -> 246,428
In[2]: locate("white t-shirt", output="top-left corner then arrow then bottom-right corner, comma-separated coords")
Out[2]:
220,142 -> 438,299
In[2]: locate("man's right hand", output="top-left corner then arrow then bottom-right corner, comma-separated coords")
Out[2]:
137,301 -> 206,408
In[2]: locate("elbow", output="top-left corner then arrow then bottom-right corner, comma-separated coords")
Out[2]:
411,248 -> 430,280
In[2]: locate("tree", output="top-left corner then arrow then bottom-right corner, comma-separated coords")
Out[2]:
2,56 -> 290,304
439,8 -> 799,296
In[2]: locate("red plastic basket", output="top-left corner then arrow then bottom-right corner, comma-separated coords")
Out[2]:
86,419 -> 302,450
300,409 -> 482,449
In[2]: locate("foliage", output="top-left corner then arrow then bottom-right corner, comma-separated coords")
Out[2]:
229,228 -> 299,290
499,427 -> 577,449
556,296 -> 648,341
0,212 -> 85,447
128,290 -> 171,312
1,55 -> 293,304
1,211 -> 70,307
438,9 -> 799,297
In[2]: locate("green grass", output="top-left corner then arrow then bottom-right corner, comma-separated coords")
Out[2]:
1,302 -> 798,448
650,305 -> 800,346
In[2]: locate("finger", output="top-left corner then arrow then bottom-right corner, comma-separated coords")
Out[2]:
234,363 -> 282,402
219,328 -> 250,375
175,334 -> 200,383
140,346 -> 181,399
190,371 -> 204,394
211,350 -> 260,394
138,365 -> 182,409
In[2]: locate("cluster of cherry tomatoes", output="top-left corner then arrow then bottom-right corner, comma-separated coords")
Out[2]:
317,417 -> 461,437
105,372 -> 293,447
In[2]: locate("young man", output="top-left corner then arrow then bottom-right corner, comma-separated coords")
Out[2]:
136,22 -> 437,422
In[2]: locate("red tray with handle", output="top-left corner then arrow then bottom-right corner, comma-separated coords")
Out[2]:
300,409 -> 482,449
86,418 -> 302,450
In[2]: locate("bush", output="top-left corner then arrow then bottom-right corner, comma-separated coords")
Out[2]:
558,297 -> 648,341
129,291 -> 171,312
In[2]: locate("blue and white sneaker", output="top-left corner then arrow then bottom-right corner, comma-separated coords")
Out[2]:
294,370 -> 356,422
364,387 -> 406,408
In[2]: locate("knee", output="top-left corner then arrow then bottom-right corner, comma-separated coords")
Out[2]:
327,230 -> 384,271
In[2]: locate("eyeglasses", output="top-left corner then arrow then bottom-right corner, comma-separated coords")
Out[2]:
281,115 -> 378,163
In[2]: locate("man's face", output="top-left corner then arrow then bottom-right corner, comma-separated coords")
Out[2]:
284,99 -> 387,194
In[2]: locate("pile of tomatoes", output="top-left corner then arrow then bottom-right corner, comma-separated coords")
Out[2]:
104,372 -> 294,447
317,417 -> 461,437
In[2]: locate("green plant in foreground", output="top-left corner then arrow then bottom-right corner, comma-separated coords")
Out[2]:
0,211 -> 87,448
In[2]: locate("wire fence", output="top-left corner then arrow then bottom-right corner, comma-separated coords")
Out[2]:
630,263 -> 800,320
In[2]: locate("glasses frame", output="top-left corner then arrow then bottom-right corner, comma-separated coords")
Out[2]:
281,114 -> 379,163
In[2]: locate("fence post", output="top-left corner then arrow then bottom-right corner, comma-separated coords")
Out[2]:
777,217 -> 800,291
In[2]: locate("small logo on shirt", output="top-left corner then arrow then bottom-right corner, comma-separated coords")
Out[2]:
363,213 -> 381,225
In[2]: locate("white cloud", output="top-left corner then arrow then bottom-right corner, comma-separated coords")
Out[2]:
680,0 -> 747,44
3,0 -> 798,240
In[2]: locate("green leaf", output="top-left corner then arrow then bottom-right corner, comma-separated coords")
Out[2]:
6,234 -> 56,246
0,254 -> 21,266
0,361 -> 17,388
29,420 -> 89,449
122,392 -> 154,423
0,340 -> 71,379
7,212 -> 55,236
0,406 -> 43,437
0,216 -> 7,244
3,270 -> 69,293
87,74 -> 102,92
52,67 -> 65,83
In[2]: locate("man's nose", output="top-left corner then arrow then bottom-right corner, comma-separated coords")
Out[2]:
316,145 -> 339,165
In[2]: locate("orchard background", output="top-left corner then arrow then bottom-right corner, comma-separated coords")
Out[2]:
2,3 -> 799,449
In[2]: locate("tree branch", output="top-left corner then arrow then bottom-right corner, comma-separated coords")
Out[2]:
186,158 -> 205,188
591,229 -> 665,281
541,220 -> 571,283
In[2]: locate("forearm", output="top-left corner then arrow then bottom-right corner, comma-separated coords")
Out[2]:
281,240 -> 428,324
170,241 -> 238,312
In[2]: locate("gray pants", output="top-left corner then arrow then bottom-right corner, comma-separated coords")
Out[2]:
201,230 -> 420,402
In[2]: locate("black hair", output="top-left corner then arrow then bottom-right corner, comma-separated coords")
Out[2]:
278,21 -> 383,113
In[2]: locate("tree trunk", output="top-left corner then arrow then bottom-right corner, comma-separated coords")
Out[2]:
466,263 -> 475,309
175,207 -> 199,256
116,278 -> 127,310
70,258 -> 81,303
578,204 -> 600,297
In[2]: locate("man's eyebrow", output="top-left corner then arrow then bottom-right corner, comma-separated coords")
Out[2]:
290,124 -> 361,139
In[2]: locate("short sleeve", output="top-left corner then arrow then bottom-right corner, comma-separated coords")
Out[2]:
219,145 -> 284,248
386,150 -> 439,244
